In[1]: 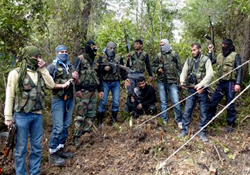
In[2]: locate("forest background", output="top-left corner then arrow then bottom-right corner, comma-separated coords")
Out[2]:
1,0 -> 250,130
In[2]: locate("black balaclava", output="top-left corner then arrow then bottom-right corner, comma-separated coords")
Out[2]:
222,39 -> 235,57
85,40 -> 97,59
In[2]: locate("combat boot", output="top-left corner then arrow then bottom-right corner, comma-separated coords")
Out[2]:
97,112 -> 105,127
57,148 -> 74,159
112,111 -> 118,123
49,151 -> 66,166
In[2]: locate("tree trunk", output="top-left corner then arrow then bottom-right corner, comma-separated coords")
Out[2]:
240,16 -> 250,82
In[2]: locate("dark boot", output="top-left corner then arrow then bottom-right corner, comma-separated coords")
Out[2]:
49,152 -> 66,166
97,112 -> 105,127
57,148 -> 74,159
112,111 -> 118,123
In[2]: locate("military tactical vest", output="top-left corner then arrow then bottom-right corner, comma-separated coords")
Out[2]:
187,55 -> 209,86
216,52 -> 237,81
156,51 -> 179,81
78,54 -> 99,86
52,63 -> 73,98
101,55 -> 120,81
14,68 -> 45,113
130,51 -> 147,73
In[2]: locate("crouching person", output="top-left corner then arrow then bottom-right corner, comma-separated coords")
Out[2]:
126,76 -> 157,118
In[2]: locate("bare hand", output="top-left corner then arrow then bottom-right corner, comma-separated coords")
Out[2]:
125,78 -> 130,87
104,66 -> 111,71
195,85 -> 203,94
158,68 -> 164,74
137,103 -> 142,109
149,76 -> 154,81
131,96 -> 135,103
99,92 -> 104,99
63,79 -> 72,89
72,71 -> 78,80
38,58 -> 46,68
76,91 -> 82,98
181,85 -> 187,90
235,84 -> 241,92
127,54 -> 131,61
5,120 -> 13,128
208,44 -> 214,53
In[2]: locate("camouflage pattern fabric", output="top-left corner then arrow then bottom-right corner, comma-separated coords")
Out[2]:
74,89 -> 97,137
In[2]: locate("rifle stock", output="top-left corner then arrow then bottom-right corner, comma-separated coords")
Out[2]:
0,123 -> 16,173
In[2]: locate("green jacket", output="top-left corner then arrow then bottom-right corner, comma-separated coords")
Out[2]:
152,50 -> 182,83
216,52 -> 238,81
186,54 -> 209,86
130,50 -> 147,73
14,68 -> 45,113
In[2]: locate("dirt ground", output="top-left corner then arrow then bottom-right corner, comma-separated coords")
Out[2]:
1,112 -> 250,175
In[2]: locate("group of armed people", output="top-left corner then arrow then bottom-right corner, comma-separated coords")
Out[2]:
4,37 -> 242,175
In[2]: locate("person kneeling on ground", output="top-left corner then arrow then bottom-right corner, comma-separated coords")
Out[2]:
126,76 -> 157,118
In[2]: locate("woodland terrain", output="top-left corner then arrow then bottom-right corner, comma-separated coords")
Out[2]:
1,0 -> 250,174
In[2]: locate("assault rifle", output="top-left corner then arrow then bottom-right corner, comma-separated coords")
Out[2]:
0,123 -> 16,174
124,29 -> 132,67
205,16 -> 216,53
100,62 -> 135,74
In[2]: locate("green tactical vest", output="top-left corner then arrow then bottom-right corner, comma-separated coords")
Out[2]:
52,63 -> 73,98
101,55 -> 120,81
14,68 -> 45,113
156,51 -> 179,81
187,54 -> 209,86
130,50 -> 147,73
78,54 -> 99,86
216,52 -> 237,81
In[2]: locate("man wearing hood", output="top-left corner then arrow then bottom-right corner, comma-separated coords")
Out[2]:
207,39 -> 242,133
47,45 -> 76,166
4,46 -> 71,175
152,39 -> 183,128
96,42 -> 127,126
72,40 -> 104,146
178,43 -> 214,142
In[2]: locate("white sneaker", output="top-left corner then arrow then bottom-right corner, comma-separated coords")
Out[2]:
177,122 -> 183,129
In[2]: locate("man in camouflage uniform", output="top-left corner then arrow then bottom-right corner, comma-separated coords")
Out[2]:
73,40 -> 104,146
4,46 -> 70,175
97,42 -> 127,126
152,39 -> 183,128
207,39 -> 242,133
178,43 -> 214,142
47,45 -> 76,166
125,39 -> 153,111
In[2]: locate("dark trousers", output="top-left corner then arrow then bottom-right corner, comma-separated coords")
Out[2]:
207,81 -> 236,125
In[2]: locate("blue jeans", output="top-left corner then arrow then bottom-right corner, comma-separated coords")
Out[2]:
98,81 -> 120,112
181,88 -> 209,134
207,81 -> 236,125
14,112 -> 43,175
49,97 -> 74,153
157,82 -> 183,123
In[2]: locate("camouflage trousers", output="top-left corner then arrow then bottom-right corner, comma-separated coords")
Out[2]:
74,89 -> 97,138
